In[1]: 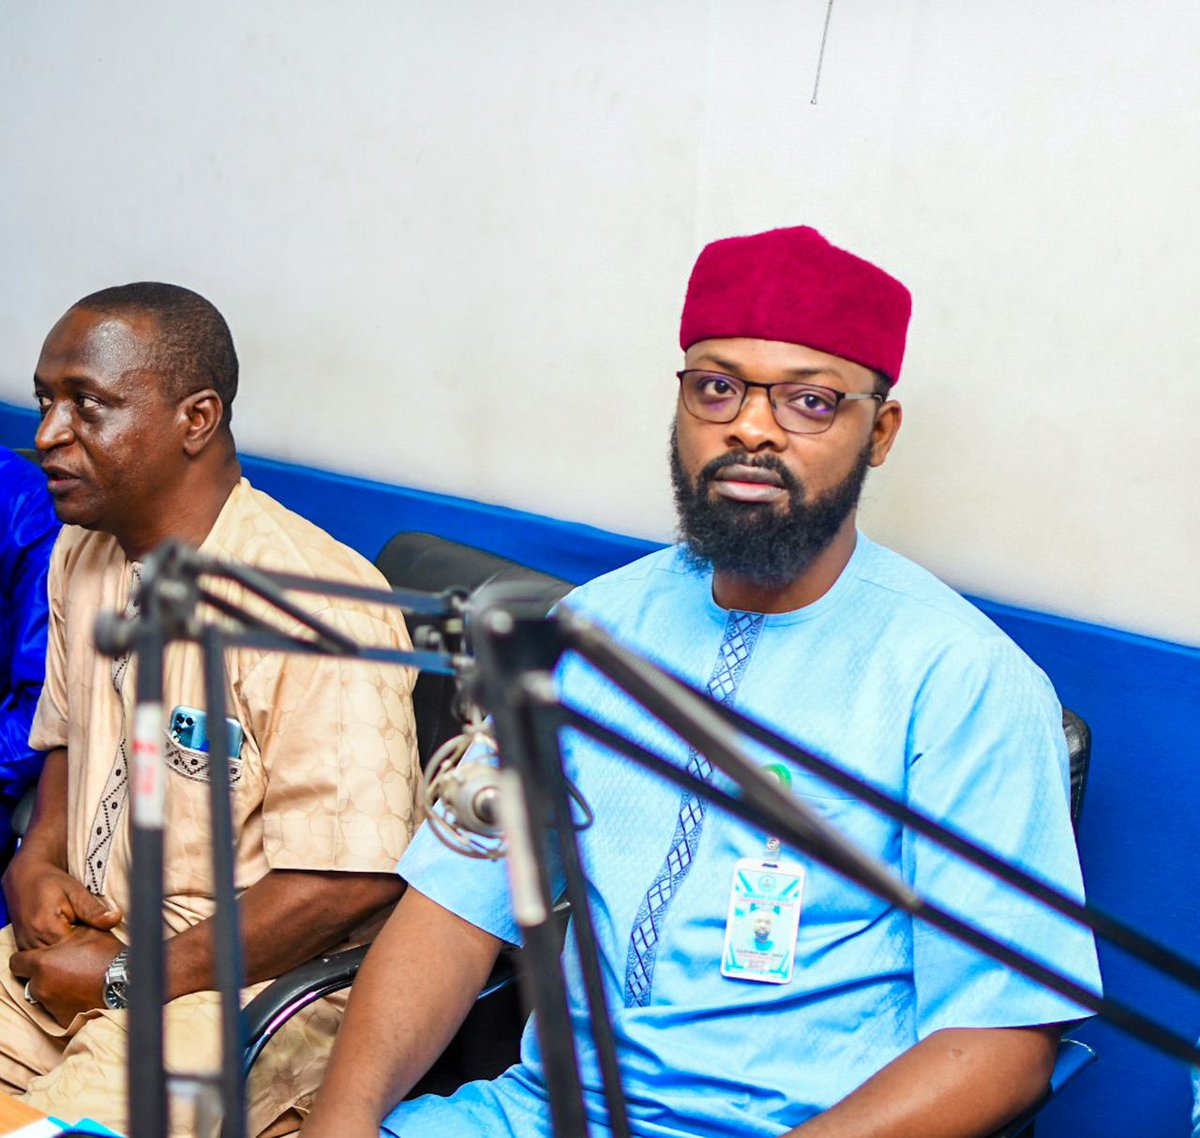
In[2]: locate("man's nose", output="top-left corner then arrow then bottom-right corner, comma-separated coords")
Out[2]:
35,402 -> 73,452
724,387 -> 786,451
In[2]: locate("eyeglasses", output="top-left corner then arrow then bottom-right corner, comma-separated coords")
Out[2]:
676,370 -> 883,436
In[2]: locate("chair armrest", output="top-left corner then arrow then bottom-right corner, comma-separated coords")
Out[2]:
1048,1037 -> 1098,1092
242,945 -> 370,1072
241,944 -> 522,1074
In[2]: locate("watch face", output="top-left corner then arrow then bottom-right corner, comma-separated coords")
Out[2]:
103,950 -> 131,1009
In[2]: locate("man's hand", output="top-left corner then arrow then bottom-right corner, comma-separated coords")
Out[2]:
9,925 -> 124,1027
2,747 -> 119,950
2,852 -> 122,950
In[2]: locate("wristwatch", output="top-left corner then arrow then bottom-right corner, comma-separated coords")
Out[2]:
102,947 -> 131,1010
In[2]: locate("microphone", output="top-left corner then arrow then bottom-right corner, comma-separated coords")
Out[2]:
422,720 -> 594,859
422,721 -> 508,860
437,759 -> 502,837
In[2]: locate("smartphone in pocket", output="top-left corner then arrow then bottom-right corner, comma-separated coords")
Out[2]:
169,705 -> 245,757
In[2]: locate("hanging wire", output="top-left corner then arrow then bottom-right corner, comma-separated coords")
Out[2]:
810,0 -> 836,105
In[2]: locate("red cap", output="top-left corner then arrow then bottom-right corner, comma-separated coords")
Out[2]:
679,226 -> 912,384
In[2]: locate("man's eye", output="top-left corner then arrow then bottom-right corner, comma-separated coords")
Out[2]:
788,388 -> 837,417
698,375 -> 739,399
34,394 -> 51,414
75,394 -> 102,412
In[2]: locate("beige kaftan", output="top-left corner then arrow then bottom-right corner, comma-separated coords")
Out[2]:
0,479 -> 420,1135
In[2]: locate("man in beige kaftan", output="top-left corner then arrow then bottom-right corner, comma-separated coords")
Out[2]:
0,283 -> 419,1136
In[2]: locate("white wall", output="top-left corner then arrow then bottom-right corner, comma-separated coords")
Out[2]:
2,1 -> 1197,645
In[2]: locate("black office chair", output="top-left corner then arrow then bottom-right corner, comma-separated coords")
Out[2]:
244,532 -> 571,1083
373,530 -> 572,767
1063,708 -> 1090,830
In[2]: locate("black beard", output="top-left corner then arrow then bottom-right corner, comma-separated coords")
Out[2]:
669,423 -> 872,589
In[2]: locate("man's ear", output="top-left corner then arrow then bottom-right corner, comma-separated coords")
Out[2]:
868,399 -> 902,468
178,389 -> 225,456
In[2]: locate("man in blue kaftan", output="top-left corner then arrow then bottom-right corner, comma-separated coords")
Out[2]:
302,226 -> 1101,1138
0,446 -> 59,925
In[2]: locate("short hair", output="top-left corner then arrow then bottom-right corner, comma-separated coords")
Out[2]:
72,282 -> 239,426
871,370 -> 894,397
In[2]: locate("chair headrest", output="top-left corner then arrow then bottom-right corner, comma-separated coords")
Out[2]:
375,531 -> 571,614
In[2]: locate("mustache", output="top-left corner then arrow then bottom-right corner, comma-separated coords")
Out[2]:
695,451 -> 803,497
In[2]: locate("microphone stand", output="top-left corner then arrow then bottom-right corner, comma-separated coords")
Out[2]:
202,623 -> 245,1138
125,553 -> 170,1138
94,540 -> 461,1138
99,553 -> 1200,1138
470,593 -> 630,1138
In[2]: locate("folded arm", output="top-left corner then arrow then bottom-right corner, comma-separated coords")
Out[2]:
787,1023 -> 1059,1138
11,861 -> 404,1024
164,865 -> 405,999
3,748 -> 121,949
8,754 -> 404,1025
300,887 -> 504,1138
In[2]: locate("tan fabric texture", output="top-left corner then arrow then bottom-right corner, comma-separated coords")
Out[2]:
4,479 -> 420,1134
0,925 -> 343,1136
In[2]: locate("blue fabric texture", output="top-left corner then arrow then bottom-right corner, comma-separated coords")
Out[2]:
0,447 -> 59,924
388,534 -> 1102,1138
1193,1056 -> 1200,1138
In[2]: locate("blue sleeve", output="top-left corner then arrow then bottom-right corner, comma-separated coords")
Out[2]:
903,635 -> 1102,1035
0,460 -> 59,801
398,731 -> 565,945
399,821 -> 521,944
398,725 -> 516,939
0,457 -> 60,801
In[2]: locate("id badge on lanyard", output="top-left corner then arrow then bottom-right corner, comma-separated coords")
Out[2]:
720,856 -> 806,984
720,763 -> 806,984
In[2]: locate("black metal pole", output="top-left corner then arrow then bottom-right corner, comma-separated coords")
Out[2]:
518,672 -> 632,1138
202,625 -> 248,1138
543,699 -> 1200,1067
470,603 -> 590,1138
560,608 -> 1200,991
707,677 -> 1200,992
128,596 -> 168,1138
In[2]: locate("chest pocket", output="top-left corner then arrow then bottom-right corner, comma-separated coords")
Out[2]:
160,724 -> 252,901
164,734 -> 244,787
